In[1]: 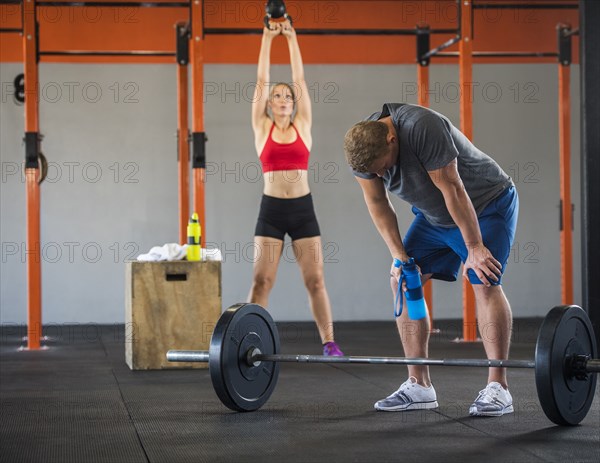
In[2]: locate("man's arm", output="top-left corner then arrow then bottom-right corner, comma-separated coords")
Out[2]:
428,159 -> 502,286
355,176 -> 409,262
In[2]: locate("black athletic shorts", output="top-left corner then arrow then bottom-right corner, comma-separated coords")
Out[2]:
254,193 -> 321,241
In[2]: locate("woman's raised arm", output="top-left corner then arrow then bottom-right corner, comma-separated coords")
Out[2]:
252,23 -> 281,132
281,21 -> 311,128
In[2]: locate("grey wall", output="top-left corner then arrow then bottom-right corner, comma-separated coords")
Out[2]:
0,62 -> 581,324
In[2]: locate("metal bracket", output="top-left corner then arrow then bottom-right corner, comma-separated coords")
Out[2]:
24,132 -> 40,169
558,25 -> 572,66
416,26 -> 431,66
192,132 -> 207,169
176,23 -> 190,66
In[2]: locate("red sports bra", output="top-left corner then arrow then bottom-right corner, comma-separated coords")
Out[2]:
259,123 -> 310,173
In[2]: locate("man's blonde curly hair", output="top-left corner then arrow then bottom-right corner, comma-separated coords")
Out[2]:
343,121 -> 389,173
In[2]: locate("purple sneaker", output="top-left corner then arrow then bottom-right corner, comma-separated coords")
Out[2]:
323,341 -> 344,357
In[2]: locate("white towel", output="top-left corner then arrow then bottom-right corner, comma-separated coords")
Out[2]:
202,248 -> 222,261
137,243 -> 188,262
137,244 -> 222,262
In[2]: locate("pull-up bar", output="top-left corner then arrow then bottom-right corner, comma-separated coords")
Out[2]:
39,51 -> 176,57
35,1 -> 189,7
473,2 -> 578,10
436,51 -> 559,58
203,28 -> 459,36
25,0 -> 582,11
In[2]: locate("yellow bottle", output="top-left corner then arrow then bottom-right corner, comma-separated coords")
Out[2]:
186,212 -> 201,261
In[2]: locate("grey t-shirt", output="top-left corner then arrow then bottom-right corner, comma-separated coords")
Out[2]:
353,103 -> 513,227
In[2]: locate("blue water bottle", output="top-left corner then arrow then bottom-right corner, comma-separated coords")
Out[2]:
393,257 -> 427,320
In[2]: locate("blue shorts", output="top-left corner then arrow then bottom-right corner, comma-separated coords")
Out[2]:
404,186 -> 519,285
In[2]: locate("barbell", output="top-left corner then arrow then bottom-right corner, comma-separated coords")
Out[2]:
167,303 -> 598,426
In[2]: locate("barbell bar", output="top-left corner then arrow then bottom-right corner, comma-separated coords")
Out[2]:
166,303 -> 598,426
168,350 -> 537,369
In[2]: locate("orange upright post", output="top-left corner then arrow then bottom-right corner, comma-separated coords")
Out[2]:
176,24 -> 190,245
416,25 -> 435,328
417,65 -> 430,107
417,63 -> 435,324
459,0 -> 477,342
557,26 -> 573,304
190,0 -> 206,247
23,0 -> 42,349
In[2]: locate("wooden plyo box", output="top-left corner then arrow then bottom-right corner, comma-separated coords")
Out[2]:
125,261 -> 221,370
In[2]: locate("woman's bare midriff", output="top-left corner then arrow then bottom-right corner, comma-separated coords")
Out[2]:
262,170 -> 310,198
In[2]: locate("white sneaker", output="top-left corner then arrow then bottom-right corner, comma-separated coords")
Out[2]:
469,382 -> 514,417
374,376 -> 438,411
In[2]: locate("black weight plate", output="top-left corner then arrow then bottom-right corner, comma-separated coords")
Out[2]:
535,305 -> 598,425
209,303 -> 280,412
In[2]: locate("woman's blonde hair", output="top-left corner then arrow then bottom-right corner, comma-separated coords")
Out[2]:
268,82 -> 297,108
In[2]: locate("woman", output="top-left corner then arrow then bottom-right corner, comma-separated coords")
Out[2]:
249,20 -> 343,356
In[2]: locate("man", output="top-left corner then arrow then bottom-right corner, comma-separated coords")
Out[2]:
344,103 -> 518,416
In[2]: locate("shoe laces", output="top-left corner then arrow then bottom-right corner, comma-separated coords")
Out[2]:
476,382 -> 504,403
323,342 -> 343,356
391,376 -> 419,396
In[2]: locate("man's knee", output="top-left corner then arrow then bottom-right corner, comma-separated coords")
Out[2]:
472,283 -> 504,301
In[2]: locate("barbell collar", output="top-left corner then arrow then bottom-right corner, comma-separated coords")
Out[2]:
167,350 -> 209,363
586,359 -> 600,373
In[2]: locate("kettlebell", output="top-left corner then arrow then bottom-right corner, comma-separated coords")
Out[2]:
263,0 -> 292,29
265,0 -> 286,19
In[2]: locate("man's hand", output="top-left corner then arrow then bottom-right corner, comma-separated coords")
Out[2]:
463,243 -> 502,287
389,259 -> 421,293
390,261 -> 401,292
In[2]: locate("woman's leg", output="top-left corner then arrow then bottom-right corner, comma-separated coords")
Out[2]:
292,236 -> 335,344
248,236 -> 284,308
